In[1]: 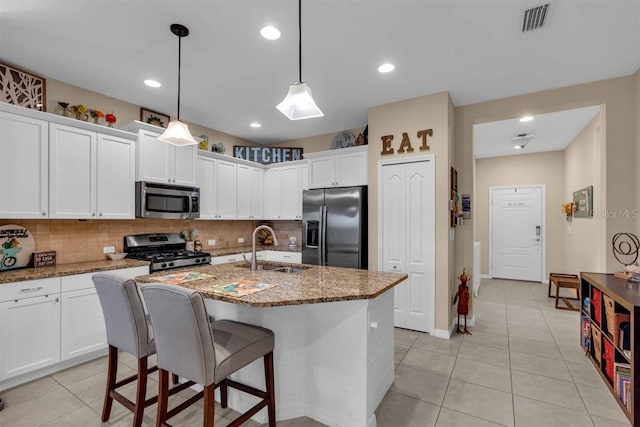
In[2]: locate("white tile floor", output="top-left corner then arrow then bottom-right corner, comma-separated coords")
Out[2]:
0,278 -> 632,426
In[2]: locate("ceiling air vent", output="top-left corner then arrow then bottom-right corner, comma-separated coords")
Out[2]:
522,3 -> 550,32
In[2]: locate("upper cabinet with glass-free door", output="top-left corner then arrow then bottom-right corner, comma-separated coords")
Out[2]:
306,145 -> 367,189
0,110 -> 49,218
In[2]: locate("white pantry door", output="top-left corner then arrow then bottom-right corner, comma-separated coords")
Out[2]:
381,159 -> 435,333
490,186 -> 543,282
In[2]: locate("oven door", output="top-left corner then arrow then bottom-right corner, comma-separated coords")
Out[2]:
136,181 -> 200,219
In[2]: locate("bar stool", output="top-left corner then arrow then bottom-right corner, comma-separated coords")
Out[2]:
140,283 -> 276,427
92,274 -> 192,427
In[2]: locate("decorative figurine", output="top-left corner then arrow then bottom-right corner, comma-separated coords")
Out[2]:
453,268 -> 472,335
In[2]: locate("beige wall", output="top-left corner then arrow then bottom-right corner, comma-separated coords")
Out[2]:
564,113 -> 607,274
46,79 -> 257,154
475,151 -> 565,275
273,127 -> 364,154
457,74 -> 637,277
368,91 -> 453,332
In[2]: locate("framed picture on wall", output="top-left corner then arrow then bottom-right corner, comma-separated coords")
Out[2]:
0,61 -> 46,111
140,107 -> 170,128
573,185 -> 593,218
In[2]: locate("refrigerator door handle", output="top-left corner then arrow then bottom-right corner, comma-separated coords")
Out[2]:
320,206 -> 328,265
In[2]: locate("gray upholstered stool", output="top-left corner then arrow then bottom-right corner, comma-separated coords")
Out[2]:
92,273 -> 192,427
140,283 -> 276,427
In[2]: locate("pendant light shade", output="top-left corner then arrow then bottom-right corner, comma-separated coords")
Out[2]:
276,82 -> 323,120
276,0 -> 323,120
158,24 -> 198,146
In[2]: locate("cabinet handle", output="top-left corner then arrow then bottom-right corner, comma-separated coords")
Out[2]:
19,286 -> 44,293
99,213 -> 103,217
92,213 -> 96,217
283,255 -> 291,259
42,212 -> 46,216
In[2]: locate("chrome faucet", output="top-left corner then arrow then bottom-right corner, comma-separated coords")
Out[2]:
251,225 -> 279,271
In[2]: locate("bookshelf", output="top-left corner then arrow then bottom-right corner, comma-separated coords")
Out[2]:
581,273 -> 639,425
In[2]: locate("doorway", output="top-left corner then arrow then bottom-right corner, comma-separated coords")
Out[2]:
489,185 -> 545,282
378,156 -> 435,333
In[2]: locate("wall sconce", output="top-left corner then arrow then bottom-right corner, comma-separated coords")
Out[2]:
562,202 -> 577,221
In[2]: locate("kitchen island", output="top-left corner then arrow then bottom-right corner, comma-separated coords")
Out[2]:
136,262 -> 407,427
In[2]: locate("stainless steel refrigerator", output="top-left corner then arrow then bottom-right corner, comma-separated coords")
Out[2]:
302,186 -> 367,269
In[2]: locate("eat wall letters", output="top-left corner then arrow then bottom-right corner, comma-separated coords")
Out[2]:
380,129 -> 433,155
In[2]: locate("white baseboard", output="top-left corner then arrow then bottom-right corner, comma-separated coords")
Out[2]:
434,314 -> 477,339
480,274 -> 492,279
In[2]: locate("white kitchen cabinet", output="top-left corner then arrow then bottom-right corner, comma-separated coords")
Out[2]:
197,153 -> 237,219
60,273 -> 106,361
97,134 -> 135,219
0,266 -> 148,385
0,276 -> 61,380
216,158 -> 237,218
237,164 -> 263,219
0,111 -> 49,219
264,168 -> 283,219
264,163 -> 304,220
49,124 -> 97,218
300,163 -> 309,191
306,145 -> 368,189
49,124 -> 135,219
136,129 -> 197,186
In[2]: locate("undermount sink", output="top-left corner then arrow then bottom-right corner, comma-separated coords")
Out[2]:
237,263 -> 308,273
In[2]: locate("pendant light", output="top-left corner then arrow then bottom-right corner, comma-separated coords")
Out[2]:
158,23 -> 198,146
276,0 -> 323,120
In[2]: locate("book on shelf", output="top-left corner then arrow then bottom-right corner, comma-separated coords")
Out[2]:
582,316 -> 591,350
614,362 -> 631,410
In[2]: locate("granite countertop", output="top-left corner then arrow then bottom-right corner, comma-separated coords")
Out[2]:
0,259 -> 149,284
205,245 -> 301,257
135,262 -> 407,307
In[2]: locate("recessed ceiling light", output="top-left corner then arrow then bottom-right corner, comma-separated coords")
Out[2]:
250,122 -> 262,128
144,79 -> 161,88
260,26 -> 281,40
519,115 -> 534,122
377,63 -> 395,73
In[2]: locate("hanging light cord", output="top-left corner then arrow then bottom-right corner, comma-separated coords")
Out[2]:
298,0 -> 302,83
177,32 -> 182,120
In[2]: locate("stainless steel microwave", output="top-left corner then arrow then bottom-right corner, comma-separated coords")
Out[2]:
135,181 -> 200,219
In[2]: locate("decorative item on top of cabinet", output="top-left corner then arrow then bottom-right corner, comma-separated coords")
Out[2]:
331,130 -> 356,149
105,113 -> 117,128
140,107 -> 169,128
0,61 -> 46,111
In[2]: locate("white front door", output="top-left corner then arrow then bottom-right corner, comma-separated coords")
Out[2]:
381,159 -> 435,333
490,186 -> 544,282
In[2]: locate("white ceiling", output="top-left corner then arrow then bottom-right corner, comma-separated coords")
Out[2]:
473,105 -> 601,159
1,1 -> 639,144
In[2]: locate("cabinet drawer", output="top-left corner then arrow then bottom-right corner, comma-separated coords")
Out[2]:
0,277 -> 60,302
262,251 -> 301,263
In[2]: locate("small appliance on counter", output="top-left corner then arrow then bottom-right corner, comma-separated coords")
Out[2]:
124,233 -> 211,272
302,186 -> 367,269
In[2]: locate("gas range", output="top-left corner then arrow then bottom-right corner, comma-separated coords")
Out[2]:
124,233 -> 211,272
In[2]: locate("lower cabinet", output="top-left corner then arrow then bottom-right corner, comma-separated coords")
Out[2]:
0,294 -> 61,380
0,266 -> 148,383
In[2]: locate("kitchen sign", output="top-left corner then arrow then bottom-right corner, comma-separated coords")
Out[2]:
234,146 -> 303,164
380,129 -> 433,155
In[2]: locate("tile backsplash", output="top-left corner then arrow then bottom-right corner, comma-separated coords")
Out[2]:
0,219 -> 301,265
